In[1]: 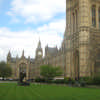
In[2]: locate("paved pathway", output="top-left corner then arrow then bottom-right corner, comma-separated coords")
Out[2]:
0,81 -> 17,83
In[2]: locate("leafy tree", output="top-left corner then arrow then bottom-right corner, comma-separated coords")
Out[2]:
0,61 -> 12,80
40,65 -> 62,80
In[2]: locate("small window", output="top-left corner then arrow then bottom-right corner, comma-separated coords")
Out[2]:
92,5 -> 96,27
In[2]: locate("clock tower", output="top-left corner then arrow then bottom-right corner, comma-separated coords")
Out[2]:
7,51 -> 11,63
35,40 -> 43,60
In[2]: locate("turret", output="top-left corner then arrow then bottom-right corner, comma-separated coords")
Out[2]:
16,54 -> 18,62
28,56 -> 30,61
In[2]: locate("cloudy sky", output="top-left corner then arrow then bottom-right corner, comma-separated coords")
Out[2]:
0,0 -> 66,61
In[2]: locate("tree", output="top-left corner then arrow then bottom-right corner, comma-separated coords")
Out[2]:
40,65 -> 62,80
0,62 -> 12,80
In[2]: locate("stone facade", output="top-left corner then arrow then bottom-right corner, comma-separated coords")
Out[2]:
65,0 -> 100,79
7,0 -> 100,80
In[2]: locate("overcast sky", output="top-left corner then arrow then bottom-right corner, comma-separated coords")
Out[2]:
0,0 -> 66,61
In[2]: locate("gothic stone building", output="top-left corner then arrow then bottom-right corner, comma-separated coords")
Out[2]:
7,40 -> 65,80
7,0 -> 100,80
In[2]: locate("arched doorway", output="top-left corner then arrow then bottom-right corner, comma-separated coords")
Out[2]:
94,50 -> 100,76
74,50 -> 79,80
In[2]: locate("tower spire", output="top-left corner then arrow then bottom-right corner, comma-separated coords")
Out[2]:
38,39 -> 41,49
22,50 -> 25,58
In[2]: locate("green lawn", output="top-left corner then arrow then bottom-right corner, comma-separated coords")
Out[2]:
0,83 -> 100,100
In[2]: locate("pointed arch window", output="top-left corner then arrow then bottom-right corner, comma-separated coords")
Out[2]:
99,7 -> 100,29
75,10 -> 78,31
92,5 -> 96,27
73,13 -> 75,32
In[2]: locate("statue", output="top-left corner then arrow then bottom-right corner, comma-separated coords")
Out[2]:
18,71 -> 30,86
19,71 -> 26,83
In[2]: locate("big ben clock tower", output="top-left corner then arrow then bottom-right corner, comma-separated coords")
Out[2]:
35,40 -> 43,60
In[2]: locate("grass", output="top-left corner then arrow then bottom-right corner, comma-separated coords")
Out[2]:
0,83 -> 100,100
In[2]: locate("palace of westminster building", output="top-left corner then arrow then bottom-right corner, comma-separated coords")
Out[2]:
7,0 -> 100,79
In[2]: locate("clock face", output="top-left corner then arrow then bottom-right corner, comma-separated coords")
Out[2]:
38,51 -> 42,55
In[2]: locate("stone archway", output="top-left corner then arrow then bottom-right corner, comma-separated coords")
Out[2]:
19,63 -> 27,79
17,61 -> 29,80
